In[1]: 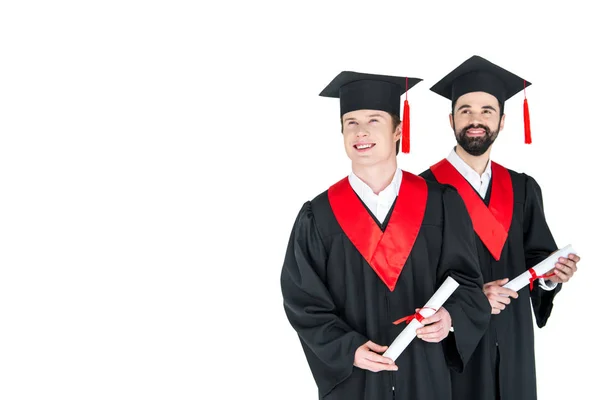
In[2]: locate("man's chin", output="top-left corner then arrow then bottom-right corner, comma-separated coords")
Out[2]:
462,143 -> 490,156
465,149 -> 487,156
457,138 -> 491,156
350,153 -> 394,166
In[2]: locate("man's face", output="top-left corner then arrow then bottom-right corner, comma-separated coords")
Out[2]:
341,109 -> 400,166
451,91 -> 505,156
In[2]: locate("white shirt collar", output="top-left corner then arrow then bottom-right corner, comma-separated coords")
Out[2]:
446,148 -> 492,197
348,168 -> 403,223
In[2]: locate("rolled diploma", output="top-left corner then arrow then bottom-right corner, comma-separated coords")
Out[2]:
503,244 -> 577,292
382,276 -> 459,361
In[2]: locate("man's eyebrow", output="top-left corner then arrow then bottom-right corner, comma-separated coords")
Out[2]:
482,105 -> 497,112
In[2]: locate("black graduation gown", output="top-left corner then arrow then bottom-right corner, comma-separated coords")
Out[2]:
280,174 -> 490,400
420,167 -> 561,400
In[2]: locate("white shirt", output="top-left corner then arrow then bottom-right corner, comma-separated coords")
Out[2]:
348,168 -> 402,224
447,148 -> 492,198
446,148 -> 557,291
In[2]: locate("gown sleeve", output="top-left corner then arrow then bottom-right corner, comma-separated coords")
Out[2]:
522,174 -> 561,328
280,201 -> 368,397
437,186 -> 491,372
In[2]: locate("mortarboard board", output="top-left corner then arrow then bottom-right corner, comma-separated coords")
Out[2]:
319,71 -> 422,153
430,55 -> 533,144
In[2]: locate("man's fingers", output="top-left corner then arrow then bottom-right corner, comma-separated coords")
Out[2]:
555,263 -> 575,277
490,300 -> 506,310
364,351 -> 395,365
358,359 -> 398,372
417,322 -> 443,336
556,264 -> 573,276
490,286 -> 518,298
558,257 -> 577,270
493,295 -> 512,305
564,259 -> 577,270
552,268 -> 570,282
487,293 -> 510,307
555,262 -> 573,274
419,313 -> 441,325
485,278 -> 509,287
568,253 -> 580,263
501,288 -> 519,299
365,341 -> 388,353
418,323 -> 449,342
355,342 -> 398,372
419,332 -> 446,342
484,281 -> 518,299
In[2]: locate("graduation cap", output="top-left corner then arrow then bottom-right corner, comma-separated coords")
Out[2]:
319,71 -> 422,153
430,55 -> 533,144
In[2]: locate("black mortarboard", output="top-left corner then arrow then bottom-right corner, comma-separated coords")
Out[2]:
319,71 -> 422,152
430,55 -> 533,143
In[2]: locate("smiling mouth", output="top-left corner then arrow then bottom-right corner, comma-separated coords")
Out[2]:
354,143 -> 375,150
467,128 -> 486,137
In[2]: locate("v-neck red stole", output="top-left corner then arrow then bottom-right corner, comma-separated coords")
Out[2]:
328,171 -> 428,291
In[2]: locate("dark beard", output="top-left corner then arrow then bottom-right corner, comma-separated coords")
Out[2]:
455,123 -> 499,156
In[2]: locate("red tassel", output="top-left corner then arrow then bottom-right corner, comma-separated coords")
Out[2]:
401,99 -> 410,153
523,98 -> 532,144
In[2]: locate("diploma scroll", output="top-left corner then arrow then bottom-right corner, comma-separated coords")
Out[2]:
382,276 -> 459,361
502,244 -> 577,292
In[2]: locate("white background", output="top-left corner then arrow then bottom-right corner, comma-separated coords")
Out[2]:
0,1 -> 596,399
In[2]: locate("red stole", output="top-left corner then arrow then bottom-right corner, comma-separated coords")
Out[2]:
327,171 -> 428,291
430,159 -> 513,260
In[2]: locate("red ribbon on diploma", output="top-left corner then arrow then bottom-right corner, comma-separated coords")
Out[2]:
393,307 -> 437,325
528,268 -> 556,290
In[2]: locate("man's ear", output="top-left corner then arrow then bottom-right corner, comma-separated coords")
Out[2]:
394,123 -> 402,141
